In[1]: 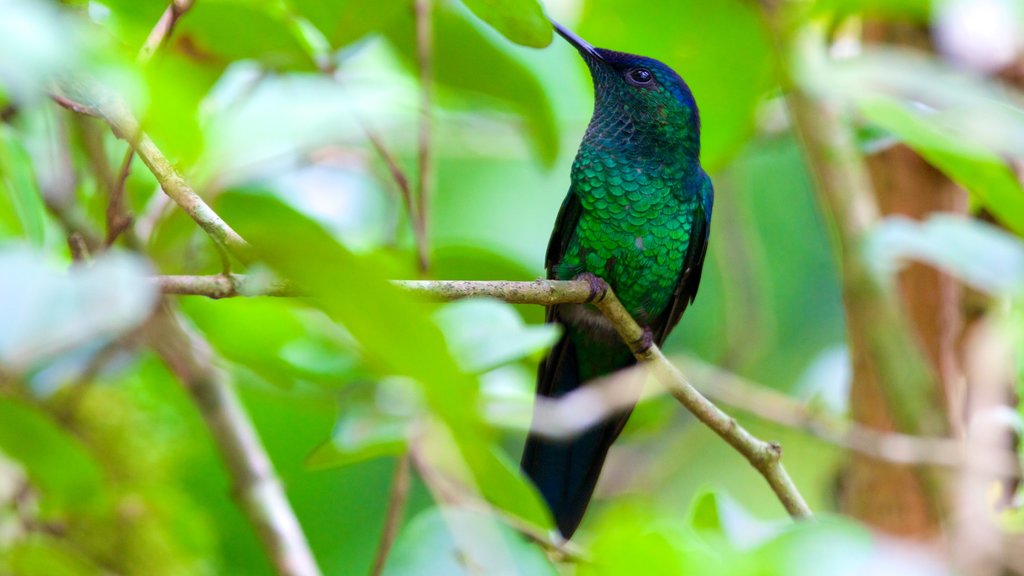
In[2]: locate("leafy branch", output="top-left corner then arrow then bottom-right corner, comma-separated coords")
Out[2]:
155,274 -> 814,519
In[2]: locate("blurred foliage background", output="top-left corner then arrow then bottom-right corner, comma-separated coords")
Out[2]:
1,0 -> 1024,574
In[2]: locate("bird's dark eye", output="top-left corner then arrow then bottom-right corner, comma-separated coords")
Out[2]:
626,68 -> 654,86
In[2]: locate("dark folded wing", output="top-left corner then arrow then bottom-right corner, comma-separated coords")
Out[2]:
650,171 -> 713,346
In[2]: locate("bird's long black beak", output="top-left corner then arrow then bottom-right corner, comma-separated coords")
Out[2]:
552,20 -> 603,62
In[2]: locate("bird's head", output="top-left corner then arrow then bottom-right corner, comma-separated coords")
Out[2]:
554,21 -> 700,159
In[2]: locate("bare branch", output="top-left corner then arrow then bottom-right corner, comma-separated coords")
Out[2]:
138,0 -> 196,63
413,0 -> 434,273
145,305 -> 321,576
369,454 -> 412,576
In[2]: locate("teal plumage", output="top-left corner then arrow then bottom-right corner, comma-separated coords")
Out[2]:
521,23 -> 713,538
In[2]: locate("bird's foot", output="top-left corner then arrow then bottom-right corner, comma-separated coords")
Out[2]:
632,326 -> 654,354
574,272 -> 607,304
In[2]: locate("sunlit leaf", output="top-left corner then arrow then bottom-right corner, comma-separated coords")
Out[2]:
459,0 -> 552,48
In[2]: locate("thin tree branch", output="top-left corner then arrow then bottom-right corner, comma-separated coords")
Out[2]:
138,0 -> 196,63
369,454 -> 412,576
51,91 -> 252,261
157,275 -> 812,519
413,0 -> 434,273
145,304 -> 321,576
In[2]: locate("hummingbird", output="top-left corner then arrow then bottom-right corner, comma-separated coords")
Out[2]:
520,22 -> 713,538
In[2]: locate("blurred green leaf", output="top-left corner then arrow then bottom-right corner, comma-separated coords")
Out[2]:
1,538 -> 102,576
687,489 -> 724,535
579,0 -> 775,172
810,0 -> 932,19
434,298 -> 558,372
384,2 -> 558,166
582,503 -> 721,576
174,0 -> 315,70
0,399 -> 106,515
858,97 -> 1024,236
183,297 -> 362,388
0,125 -> 46,245
867,215 -> 1024,295
459,0 -> 552,48
0,248 -> 157,373
290,0 -> 406,49
384,507 -> 557,576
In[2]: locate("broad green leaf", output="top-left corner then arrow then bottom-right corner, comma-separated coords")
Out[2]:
290,0 -> 406,49
434,298 -> 558,372
384,2 -> 559,166
182,297 -> 364,388
866,215 -> 1024,295
0,399 -> 106,515
0,125 -> 46,245
858,97 -> 1024,236
384,507 -> 557,576
219,191 -> 553,530
579,0 -> 775,173
0,247 -> 158,373
459,0 -> 552,48
218,191 -> 478,428
174,0 -> 315,70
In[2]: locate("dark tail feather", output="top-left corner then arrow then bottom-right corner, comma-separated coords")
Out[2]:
520,332 -> 635,538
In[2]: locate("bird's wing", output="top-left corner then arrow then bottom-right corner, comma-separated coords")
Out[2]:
650,171 -> 713,346
544,187 -> 583,278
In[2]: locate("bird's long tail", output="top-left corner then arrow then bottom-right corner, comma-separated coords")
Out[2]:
520,327 -> 638,538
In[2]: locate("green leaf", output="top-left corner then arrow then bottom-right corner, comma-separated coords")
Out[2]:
218,191 -> 479,426
858,97 -> 1024,236
434,298 -> 559,372
686,489 -> 724,535
866,215 -> 1024,295
0,247 -> 158,373
183,296 -> 363,388
219,191 -> 553,531
290,0 -> 406,49
384,2 -> 558,166
579,0 -> 775,172
384,507 -> 557,576
459,0 -> 552,48
174,0 -> 316,70
0,399 -> 107,515
0,125 -> 46,245
2,538 -> 103,576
